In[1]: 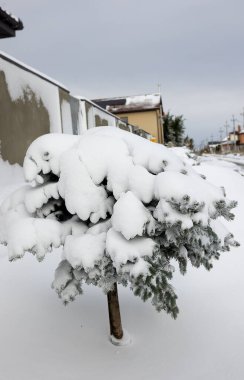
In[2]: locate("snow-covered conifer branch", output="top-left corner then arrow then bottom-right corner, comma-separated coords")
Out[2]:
0,127 -> 238,317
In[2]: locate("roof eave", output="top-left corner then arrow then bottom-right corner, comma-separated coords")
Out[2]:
0,8 -> 24,31
108,106 -> 161,114
0,20 -> 16,38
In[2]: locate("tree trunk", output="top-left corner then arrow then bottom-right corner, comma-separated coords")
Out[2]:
107,282 -> 123,340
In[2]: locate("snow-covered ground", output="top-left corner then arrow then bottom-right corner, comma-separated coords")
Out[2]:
205,153 -> 244,166
0,151 -> 244,380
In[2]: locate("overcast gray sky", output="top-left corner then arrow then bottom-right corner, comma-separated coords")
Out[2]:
1,0 -> 244,145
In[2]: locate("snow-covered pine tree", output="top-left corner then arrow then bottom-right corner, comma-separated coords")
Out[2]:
0,127 -> 238,344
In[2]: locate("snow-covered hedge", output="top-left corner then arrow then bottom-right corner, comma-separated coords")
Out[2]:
0,127 -> 238,318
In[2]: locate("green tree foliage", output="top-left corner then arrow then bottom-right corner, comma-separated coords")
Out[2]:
184,135 -> 195,150
163,112 -> 185,146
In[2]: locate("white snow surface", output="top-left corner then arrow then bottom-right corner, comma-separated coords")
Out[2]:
23,133 -> 78,182
0,151 -> 243,379
64,233 -> 106,270
7,217 -> 62,262
125,93 -> 160,107
205,153 -> 244,166
0,159 -> 24,188
106,228 -> 155,276
111,191 -> 155,239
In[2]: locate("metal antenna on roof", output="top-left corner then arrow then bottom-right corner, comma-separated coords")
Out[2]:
157,83 -> 161,95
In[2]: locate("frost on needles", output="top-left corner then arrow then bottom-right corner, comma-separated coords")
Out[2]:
0,127 -> 239,323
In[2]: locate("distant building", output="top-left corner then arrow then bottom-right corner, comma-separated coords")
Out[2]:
220,138 -> 235,153
92,94 -> 164,144
238,129 -> 244,145
220,126 -> 244,153
0,7 -> 23,38
208,141 -> 221,154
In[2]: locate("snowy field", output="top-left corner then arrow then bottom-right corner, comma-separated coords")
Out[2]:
0,151 -> 244,380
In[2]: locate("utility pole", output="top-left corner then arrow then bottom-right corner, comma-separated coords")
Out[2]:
224,121 -> 229,138
240,107 -> 244,129
219,127 -> 224,141
230,115 -> 237,152
209,134 -> 214,154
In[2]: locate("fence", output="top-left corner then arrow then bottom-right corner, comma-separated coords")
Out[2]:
0,51 -> 152,165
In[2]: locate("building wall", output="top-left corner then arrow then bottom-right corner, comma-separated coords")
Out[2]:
0,70 -> 51,165
116,109 -> 163,143
82,100 -> 117,130
59,88 -> 80,135
239,134 -> 244,144
0,54 -> 65,164
229,133 -> 238,142
156,108 -> 164,144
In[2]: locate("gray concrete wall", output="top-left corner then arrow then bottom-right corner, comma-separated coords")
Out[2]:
0,70 -> 50,165
0,53 -> 67,165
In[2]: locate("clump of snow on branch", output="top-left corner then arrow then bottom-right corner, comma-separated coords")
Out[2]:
0,127 -> 238,318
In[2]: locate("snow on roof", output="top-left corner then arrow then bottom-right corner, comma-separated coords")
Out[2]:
208,141 -> 221,146
0,51 -> 68,91
92,93 -> 162,113
125,94 -> 161,107
221,140 -> 235,145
